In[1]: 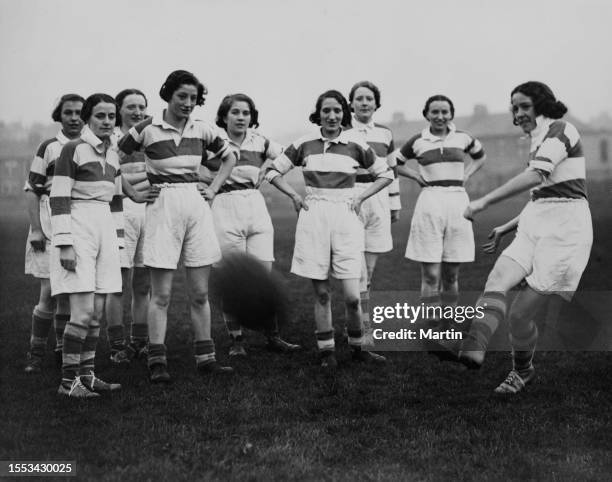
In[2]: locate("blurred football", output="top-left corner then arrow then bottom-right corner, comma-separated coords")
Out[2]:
209,252 -> 290,332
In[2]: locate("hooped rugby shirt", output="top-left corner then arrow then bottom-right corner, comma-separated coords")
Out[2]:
25,130 -> 72,196
396,123 -> 485,187
203,128 -> 283,193
50,126 -> 124,247
347,118 -> 401,210
118,113 -> 232,185
265,127 -> 394,202
526,116 -> 587,201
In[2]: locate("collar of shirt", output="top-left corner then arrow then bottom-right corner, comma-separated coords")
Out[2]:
81,125 -> 115,154
421,122 -> 457,142
529,115 -> 554,145
112,126 -> 125,143
56,130 -> 71,145
151,110 -> 196,133
318,127 -> 349,145
219,128 -> 257,148
352,117 -> 375,132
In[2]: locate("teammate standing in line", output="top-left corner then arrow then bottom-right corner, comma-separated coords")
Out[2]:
346,81 -> 400,346
396,95 -> 485,328
106,89 -> 159,364
435,81 -> 592,394
23,94 -> 84,373
118,70 -> 237,383
265,90 -> 393,368
50,93 -> 124,398
202,93 -> 300,356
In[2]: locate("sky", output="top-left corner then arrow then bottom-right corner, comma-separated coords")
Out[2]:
1,0 -> 611,140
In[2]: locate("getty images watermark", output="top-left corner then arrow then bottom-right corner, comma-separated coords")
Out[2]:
371,302 -> 484,341
367,290 -> 612,351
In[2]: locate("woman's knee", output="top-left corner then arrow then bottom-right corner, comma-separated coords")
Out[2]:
189,289 -> 209,308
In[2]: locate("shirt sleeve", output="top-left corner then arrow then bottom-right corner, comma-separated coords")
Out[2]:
110,158 -> 124,249
24,140 -> 52,195
49,143 -> 77,247
529,121 -> 578,176
264,142 -> 299,182
385,135 -> 400,210
361,144 -> 393,181
466,135 -> 485,160
397,134 -> 419,165
264,137 -> 284,160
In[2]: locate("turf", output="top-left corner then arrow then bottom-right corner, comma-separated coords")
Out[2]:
1,180 -> 611,481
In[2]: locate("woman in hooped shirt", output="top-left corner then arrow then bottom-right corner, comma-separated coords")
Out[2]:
265,90 -> 393,368
50,93 -> 124,398
202,93 -> 300,357
119,70 -> 237,384
396,95 -> 485,329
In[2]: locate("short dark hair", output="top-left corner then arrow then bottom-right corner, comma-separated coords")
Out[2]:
216,93 -> 260,129
422,95 -> 455,120
51,94 -> 85,122
510,81 -> 568,124
115,88 -> 148,127
159,70 -> 206,106
348,80 -> 381,109
309,90 -> 352,128
81,93 -> 117,122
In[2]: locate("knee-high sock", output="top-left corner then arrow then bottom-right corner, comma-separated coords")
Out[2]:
54,313 -> 70,351
147,343 -> 167,368
510,321 -> 538,373
107,325 -> 125,352
465,292 -> 507,350
29,307 -> 53,359
130,322 -> 148,346
79,322 -> 100,375
62,321 -> 88,386
194,339 -> 216,368
315,330 -> 335,354
347,328 -> 364,353
360,291 -> 371,332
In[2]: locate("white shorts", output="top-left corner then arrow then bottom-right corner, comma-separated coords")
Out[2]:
212,189 -> 274,262
405,187 -> 474,263
502,199 -> 592,301
144,184 -> 221,269
292,199 -> 363,280
355,183 -> 392,253
50,201 -> 122,296
120,198 -> 146,269
24,195 -> 52,279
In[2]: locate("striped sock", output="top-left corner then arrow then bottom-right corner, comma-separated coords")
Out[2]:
79,322 -> 100,376
62,321 -> 87,387
465,292 -> 507,350
510,321 -> 538,374
54,313 -> 70,352
107,325 -> 125,353
148,343 -> 167,368
347,328 -> 364,352
194,339 -> 216,368
130,323 -> 148,346
29,307 -> 53,359
315,330 -> 335,354
421,294 -> 441,326
360,291 -> 371,332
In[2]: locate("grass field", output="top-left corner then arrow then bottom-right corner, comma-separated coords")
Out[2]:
1,180 -> 612,481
